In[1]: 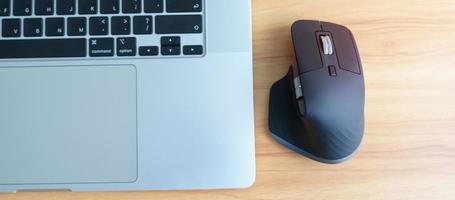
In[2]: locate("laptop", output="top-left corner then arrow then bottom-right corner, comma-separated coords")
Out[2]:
0,0 -> 255,192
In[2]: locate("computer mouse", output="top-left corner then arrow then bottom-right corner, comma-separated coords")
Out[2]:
268,20 -> 365,164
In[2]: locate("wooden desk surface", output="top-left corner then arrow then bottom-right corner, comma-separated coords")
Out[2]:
2,0 -> 455,199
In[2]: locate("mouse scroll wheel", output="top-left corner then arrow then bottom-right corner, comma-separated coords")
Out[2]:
320,35 -> 334,55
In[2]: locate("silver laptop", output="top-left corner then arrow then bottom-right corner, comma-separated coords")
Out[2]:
0,0 -> 255,192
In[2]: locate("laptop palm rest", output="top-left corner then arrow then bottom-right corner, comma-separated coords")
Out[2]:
0,65 -> 137,185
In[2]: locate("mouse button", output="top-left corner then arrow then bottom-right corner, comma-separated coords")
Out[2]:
297,98 -> 306,116
292,74 -> 306,116
328,65 -> 337,76
322,23 -> 361,74
293,76 -> 303,100
291,21 -> 323,73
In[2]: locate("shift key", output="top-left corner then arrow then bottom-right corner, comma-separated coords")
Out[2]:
0,39 -> 86,59
155,15 -> 202,34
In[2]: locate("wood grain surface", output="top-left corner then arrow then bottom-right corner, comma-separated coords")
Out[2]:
2,0 -> 455,199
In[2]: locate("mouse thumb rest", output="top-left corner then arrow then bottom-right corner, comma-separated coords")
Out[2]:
268,67 -> 334,164
268,66 -> 363,164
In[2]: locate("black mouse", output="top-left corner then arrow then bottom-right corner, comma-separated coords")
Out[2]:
269,20 -> 365,164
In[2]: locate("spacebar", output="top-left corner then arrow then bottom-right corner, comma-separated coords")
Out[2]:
0,39 -> 87,59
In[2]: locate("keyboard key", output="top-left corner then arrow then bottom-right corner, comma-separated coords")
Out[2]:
166,0 -> 202,13
161,46 -> 180,56
57,0 -> 75,15
155,15 -> 203,34
100,0 -> 119,14
183,45 -> 203,55
111,16 -> 130,35
0,1 -> 10,16
117,37 -> 136,56
2,19 -> 21,37
24,18 -> 43,37
0,39 -> 86,58
122,0 -> 141,13
139,46 -> 159,56
35,0 -> 54,15
89,38 -> 114,57
133,16 -> 153,34
89,17 -> 108,35
144,0 -> 163,13
13,0 -> 32,16
161,36 -> 180,46
79,0 -> 97,14
46,18 -> 65,36
68,17 -> 87,36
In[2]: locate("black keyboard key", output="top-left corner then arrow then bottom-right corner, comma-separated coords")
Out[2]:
24,18 -> 43,37
2,19 -> 21,37
122,0 -> 141,13
166,0 -> 202,13
183,45 -> 203,55
89,38 -> 114,57
89,17 -> 108,35
144,0 -> 163,13
133,16 -> 153,34
0,39 -> 86,58
161,36 -> 180,46
35,0 -> 54,15
57,0 -> 75,15
79,0 -> 97,14
100,0 -> 119,14
155,15 -> 202,34
13,0 -> 32,16
139,46 -> 159,56
117,37 -> 136,56
161,46 -> 180,56
111,16 -> 131,35
0,1 -> 10,16
46,18 -> 65,36
68,17 -> 87,36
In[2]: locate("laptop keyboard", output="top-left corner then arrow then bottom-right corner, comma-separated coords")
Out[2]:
0,0 -> 205,59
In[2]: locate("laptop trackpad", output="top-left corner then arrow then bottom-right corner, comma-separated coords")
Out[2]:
0,65 -> 137,184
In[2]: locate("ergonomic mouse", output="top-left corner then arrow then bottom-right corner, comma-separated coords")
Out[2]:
268,20 -> 365,164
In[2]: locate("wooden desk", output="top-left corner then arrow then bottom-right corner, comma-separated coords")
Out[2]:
3,0 -> 455,199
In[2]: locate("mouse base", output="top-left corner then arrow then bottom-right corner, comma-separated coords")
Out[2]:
270,133 -> 358,164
